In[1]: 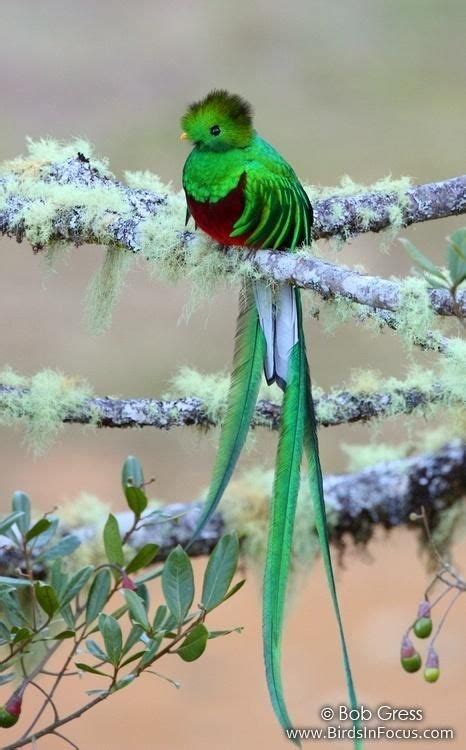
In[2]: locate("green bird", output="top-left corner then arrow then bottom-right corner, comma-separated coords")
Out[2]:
181,90 -> 359,743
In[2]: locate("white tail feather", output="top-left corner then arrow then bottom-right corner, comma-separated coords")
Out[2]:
252,280 -> 298,390
274,285 -> 298,387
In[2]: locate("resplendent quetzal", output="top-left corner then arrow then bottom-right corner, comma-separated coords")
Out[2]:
180,90 -> 359,742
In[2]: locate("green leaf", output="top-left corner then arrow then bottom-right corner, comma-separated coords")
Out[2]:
0,592 -> 28,628
135,566 -> 163,585
85,688 -> 109,697
447,229 -> 466,287
53,630 -> 75,640
25,518 -> 52,543
12,492 -> 31,534
162,546 -> 194,625
33,517 -> 58,548
0,672 -> 15,686
135,582 -> 149,611
0,622 -> 10,643
0,511 -> 26,537
60,603 -> 76,629
152,604 -> 168,631
423,272 -> 450,289
123,590 -> 150,631
208,627 -> 243,639
122,624 -> 144,656
120,650 -> 146,668
0,576 -> 31,588
449,228 -> 466,260
103,514 -> 124,567
60,566 -> 93,606
34,582 -> 59,617
113,673 -> 136,691
176,624 -> 208,662
125,544 -> 159,574
75,662 -> 109,677
11,626 -> 33,644
86,569 -> 112,625
86,639 -> 108,662
201,533 -> 239,612
122,456 -> 148,517
138,636 -> 163,669
98,614 -> 122,667
220,578 -> 246,604
400,238 -> 445,278
41,534 -> 81,560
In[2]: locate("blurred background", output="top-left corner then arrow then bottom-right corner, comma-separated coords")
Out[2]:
0,1 -> 465,747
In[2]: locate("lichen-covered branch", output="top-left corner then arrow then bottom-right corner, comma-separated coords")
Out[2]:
0,442 -> 463,575
1,147 -> 465,317
66,440 -> 466,550
0,382 -> 450,432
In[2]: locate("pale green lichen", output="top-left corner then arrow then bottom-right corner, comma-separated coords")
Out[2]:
318,295 -> 362,334
57,493 -> 116,570
0,368 -> 92,454
342,442 -> 411,472
1,137 -> 112,179
222,468 -> 320,584
305,173 -> 412,249
85,248 -> 133,334
166,367 -> 283,425
167,367 -> 230,423
394,276 -> 435,345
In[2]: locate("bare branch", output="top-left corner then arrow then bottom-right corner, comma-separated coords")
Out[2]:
1,154 -> 465,316
0,382 -> 450,431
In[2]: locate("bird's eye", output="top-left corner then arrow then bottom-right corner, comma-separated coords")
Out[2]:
210,125 -> 221,136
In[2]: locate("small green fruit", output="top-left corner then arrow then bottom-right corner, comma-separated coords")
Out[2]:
424,667 -> 440,683
400,635 -> 421,673
401,653 -> 422,673
414,616 -> 433,638
424,648 -> 439,683
0,684 -> 24,728
0,706 -> 19,728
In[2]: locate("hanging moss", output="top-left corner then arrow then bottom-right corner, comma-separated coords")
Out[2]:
395,276 -> 436,345
85,247 -> 133,334
222,468 -> 320,584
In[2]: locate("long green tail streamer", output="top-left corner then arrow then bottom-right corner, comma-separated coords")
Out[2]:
186,281 -> 266,548
262,295 -> 306,743
301,290 -> 362,749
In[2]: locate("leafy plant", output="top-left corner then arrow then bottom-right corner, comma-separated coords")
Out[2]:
0,457 -> 244,748
401,228 -> 466,302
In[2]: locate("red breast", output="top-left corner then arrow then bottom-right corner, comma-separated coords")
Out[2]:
185,173 -> 250,246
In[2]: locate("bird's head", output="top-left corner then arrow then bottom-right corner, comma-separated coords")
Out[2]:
180,90 -> 254,151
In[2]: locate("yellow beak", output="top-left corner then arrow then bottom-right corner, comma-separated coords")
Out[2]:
179,132 -> 188,141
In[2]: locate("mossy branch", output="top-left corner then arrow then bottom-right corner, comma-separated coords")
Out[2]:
1,145 -> 465,318
0,441 -> 463,575
0,381 -> 454,431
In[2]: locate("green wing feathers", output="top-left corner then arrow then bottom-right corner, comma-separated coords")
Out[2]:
230,169 -> 312,250
187,281 -> 266,546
